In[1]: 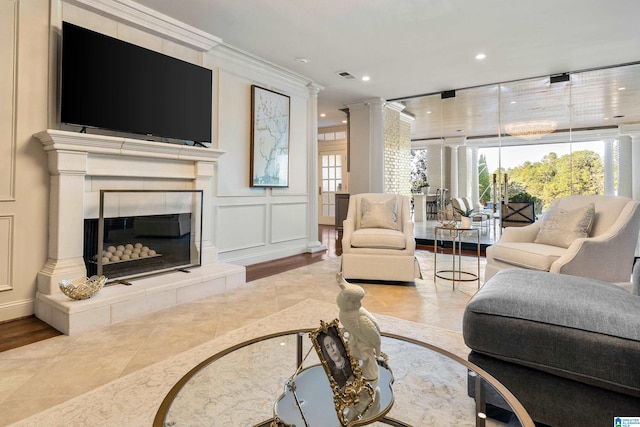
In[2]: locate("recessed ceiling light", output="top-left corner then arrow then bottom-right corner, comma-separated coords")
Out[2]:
426,111 -> 432,114
295,57 -> 310,64
618,87 -> 626,91
362,75 -> 371,82
342,120 -> 348,124
475,53 -> 486,60
510,101 -> 516,104
604,117 -> 609,120
320,113 -> 326,117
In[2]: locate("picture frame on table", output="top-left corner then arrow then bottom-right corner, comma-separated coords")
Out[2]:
309,319 -> 374,426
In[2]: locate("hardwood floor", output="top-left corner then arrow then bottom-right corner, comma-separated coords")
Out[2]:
0,316 -> 62,353
0,225 -> 476,352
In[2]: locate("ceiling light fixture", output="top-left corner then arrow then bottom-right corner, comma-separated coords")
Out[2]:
295,57 -> 310,64
504,120 -> 558,141
320,113 -> 326,117
342,120 -> 348,124
362,75 -> 371,82
618,87 -> 626,91
475,53 -> 486,60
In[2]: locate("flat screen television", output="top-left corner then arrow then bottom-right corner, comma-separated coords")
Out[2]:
61,22 -> 212,144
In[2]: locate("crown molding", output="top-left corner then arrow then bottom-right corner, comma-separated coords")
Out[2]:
67,0 -> 222,51
210,44 -> 313,92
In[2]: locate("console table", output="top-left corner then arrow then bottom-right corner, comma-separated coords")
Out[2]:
154,329 -> 533,426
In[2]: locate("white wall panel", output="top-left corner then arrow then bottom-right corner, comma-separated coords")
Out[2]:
0,215 -> 13,291
271,203 -> 307,243
0,0 -> 17,200
216,204 -> 266,252
216,70 -> 258,197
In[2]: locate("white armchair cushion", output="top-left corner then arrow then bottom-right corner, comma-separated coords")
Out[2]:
491,242 -> 566,271
534,203 -> 595,248
360,197 -> 399,230
350,228 -> 406,250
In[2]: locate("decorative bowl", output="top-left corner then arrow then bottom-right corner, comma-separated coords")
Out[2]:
59,275 -> 107,300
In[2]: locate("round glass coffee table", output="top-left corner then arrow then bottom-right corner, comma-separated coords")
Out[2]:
154,329 -> 534,427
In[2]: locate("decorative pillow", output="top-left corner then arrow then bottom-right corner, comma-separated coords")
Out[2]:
533,203 -> 595,248
360,197 -> 399,230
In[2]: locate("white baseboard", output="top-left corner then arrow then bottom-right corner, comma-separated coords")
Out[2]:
0,298 -> 34,322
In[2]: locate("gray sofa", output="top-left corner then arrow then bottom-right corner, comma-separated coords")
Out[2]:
463,269 -> 640,426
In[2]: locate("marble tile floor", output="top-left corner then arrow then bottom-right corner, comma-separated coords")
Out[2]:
0,251 -> 486,426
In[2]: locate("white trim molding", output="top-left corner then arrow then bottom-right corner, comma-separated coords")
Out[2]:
67,0 -> 222,51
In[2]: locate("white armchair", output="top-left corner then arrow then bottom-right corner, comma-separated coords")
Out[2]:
341,193 -> 420,282
485,195 -> 640,284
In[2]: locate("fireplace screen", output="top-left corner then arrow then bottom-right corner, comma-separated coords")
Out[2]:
84,190 -> 203,281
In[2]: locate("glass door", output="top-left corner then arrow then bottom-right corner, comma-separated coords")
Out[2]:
318,152 -> 346,225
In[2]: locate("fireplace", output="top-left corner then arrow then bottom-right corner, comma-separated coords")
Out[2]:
84,190 -> 203,281
34,130 -> 245,334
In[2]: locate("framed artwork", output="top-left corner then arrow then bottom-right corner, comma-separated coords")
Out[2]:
310,319 -> 374,426
250,85 -> 290,187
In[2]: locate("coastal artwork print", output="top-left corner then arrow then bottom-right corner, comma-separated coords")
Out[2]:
250,85 -> 290,187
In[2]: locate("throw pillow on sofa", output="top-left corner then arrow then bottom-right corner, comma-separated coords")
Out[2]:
534,202 -> 595,248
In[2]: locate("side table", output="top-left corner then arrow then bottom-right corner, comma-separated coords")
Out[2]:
434,226 -> 480,289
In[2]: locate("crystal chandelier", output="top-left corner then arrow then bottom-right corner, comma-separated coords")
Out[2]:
504,120 -> 558,141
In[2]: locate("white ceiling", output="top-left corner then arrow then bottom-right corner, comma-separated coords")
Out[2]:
133,0 -> 640,138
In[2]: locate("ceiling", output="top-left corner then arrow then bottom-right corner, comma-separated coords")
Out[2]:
133,0 -> 640,139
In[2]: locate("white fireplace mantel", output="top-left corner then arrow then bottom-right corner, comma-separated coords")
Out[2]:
33,129 -> 245,334
35,129 -> 225,163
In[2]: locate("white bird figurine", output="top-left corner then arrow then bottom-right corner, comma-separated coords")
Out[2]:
336,272 -> 382,381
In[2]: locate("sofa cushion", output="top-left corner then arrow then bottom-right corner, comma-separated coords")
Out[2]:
463,269 -> 640,397
350,228 -> 406,249
360,197 -> 399,230
534,202 -> 595,248
489,242 -> 565,271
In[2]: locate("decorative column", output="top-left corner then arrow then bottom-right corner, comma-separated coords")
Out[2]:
470,146 -> 480,205
449,145 -> 459,199
619,124 -> 640,200
306,83 -> 326,252
603,139 -> 615,196
195,161 -> 217,264
618,135 -> 633,198
445,137 -> 465,199
369,98 -> 386,193
346,98 -> 386,194
37,149 -> 89,294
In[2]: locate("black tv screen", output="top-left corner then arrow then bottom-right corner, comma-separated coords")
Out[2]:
61,22 -> 212,144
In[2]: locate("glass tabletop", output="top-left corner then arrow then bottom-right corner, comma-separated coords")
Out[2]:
154,329 -> 534,427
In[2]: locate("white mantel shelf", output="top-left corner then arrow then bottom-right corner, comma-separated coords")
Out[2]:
35,129 -> 225,162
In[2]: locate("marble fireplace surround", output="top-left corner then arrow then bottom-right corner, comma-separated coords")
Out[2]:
33,129 -> 246,334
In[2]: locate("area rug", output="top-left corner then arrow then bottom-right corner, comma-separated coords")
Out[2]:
9,300 -> 471,427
